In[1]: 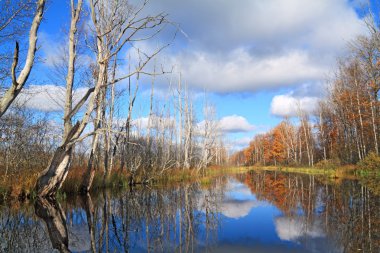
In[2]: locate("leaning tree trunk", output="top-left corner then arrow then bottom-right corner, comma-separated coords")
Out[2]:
35,122 -> 80,197
35,146 -> 73,197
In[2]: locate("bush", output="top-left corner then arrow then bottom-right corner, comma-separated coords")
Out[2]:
315,158 -> 341,170
358,152 -> 380,171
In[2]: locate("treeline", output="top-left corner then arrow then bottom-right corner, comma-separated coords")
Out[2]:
232,19 -> 380,167
0,0 -> 227,198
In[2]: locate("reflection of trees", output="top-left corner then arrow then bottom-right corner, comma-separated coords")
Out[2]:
81,194 -> 96,253
0,180 -> 222,252
75,181 -> 223,252
34,197 -> 70,253
243,171 -> 300,214
0,204 -> 52,252
242,171 -> 380,252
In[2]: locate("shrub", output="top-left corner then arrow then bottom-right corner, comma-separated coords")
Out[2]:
315,158 -> 341,170
358,152 -> 380,171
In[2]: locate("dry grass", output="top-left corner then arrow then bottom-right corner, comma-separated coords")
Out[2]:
247,165 -> 363,179
0,165 -> 131,202
0,169 -> 40,201
61,166 -> 131,195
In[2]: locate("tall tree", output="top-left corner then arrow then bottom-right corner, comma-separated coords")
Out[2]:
36,0 -> 170,197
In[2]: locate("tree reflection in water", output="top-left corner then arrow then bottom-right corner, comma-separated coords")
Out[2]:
241,171 -> 380,252
0,172 -> 379,252
34,197 -> 70,253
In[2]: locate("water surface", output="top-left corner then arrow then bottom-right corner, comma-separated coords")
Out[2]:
0,170 -> 379,252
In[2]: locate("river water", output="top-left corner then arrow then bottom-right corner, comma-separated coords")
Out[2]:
0,170 -> 379,252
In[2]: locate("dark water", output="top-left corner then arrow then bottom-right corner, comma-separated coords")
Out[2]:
0,170 -> 379,253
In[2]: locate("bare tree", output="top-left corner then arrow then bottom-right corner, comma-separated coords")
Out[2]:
0,0 -> 46,117
35,0 -> 84,197
36,0 -> 171,197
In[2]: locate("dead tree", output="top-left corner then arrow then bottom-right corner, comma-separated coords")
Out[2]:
0,0 -> 46,117
36,0 -> 170,197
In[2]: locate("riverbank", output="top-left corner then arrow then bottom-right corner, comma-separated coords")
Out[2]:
0,166 -> 246,203
249,165 -> 354,177
242,165 -> 380,181
1,164 -> 379,204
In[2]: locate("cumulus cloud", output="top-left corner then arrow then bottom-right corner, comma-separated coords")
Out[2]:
148,0 -> 364,51
16,84 -> 90,112
219,115 -> 255,133
166,49 -> 326,93
270,94 -> 319,117
229,137 -> 252,149
141,0 -> 366,93
132,115 -> 175,130
196,115 -> 254,135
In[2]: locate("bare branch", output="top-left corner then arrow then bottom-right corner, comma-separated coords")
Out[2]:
11,42 -> 19,87
64,87 -> 95,121
0,0 -> 46,118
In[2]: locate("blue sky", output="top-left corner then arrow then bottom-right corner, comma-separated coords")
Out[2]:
15,0 -> 374,150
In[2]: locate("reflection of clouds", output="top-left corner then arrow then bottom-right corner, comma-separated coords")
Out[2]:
198,179 -> 265,219
219,199 -> 259,219
275,216 -> 325,241
226,181 -> 254,199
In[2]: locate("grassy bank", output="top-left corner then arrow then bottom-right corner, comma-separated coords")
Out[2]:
1,164 -> 378,204
249,166 -> 354,177
0,166 -> 252,203
0,166 -> 132,203
243,165 -> 380,181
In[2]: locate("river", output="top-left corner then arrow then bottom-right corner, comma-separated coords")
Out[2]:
0,170 -> 379,252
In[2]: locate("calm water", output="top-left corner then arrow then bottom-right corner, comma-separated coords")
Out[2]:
0,170 -> 379,253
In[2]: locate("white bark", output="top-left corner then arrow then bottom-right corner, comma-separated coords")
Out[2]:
0,0 -> 46,117
36,0 -> 83,197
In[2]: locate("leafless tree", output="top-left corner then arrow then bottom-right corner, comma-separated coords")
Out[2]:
0,0 -> 46,117
36,0 -> 171,197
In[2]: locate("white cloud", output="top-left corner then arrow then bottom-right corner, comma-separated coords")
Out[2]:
165,49 -> 326,93
228,137 -> 253,151
233,137 -> 252,147
196,115 -> 254,136
132,115 -> 175,130
149,0 -> 364,50
219,115 -> 255,133
142,0 -> 366,94
16,84 -> 90,112
270,94 -> 319,117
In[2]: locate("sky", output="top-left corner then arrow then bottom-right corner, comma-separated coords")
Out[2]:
16,0 -> 373,151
